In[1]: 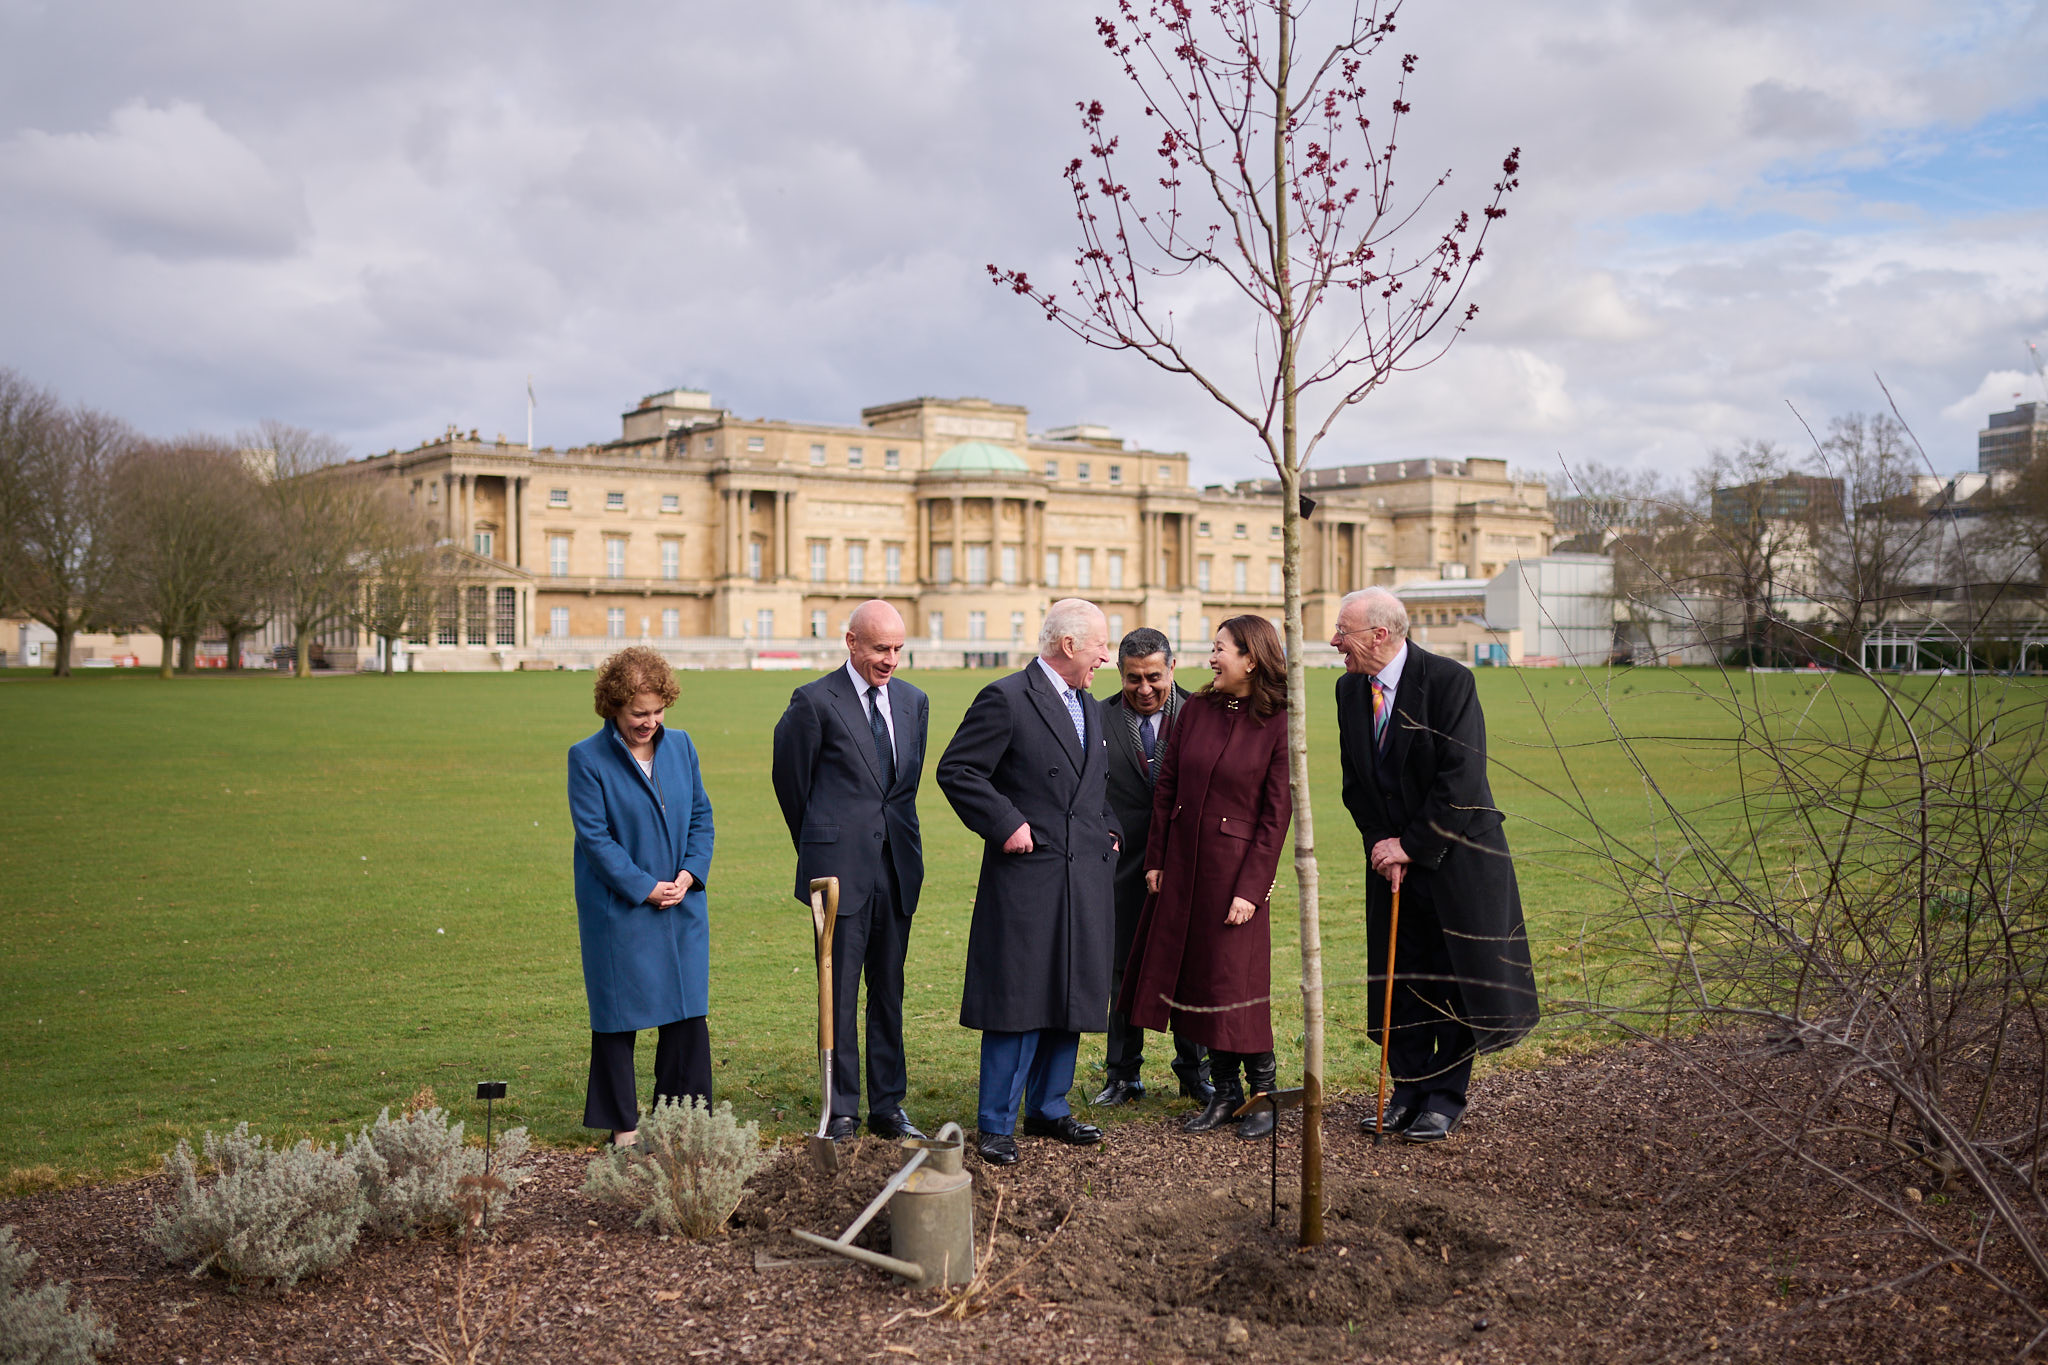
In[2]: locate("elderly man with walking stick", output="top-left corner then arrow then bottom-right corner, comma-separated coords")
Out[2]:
1331,587 -> 1539,1143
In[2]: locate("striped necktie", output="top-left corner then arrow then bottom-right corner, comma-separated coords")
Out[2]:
1371,677 -> 1389,751
1061,686 -> 1086,747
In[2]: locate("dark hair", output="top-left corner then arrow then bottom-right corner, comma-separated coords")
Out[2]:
1118,626 -> 1173,667
1204,615 -> 1288,719
594,646 -> 680,719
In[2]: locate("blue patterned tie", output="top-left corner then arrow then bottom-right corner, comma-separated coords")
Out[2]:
1061,687 -> 1086,747
867,685 -> 896,788
1140,713 -> 1157,762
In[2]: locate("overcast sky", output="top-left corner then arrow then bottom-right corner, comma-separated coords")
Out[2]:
3,1 -> 2045,487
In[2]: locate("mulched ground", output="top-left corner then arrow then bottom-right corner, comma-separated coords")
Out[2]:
5,1041 -> 2041,1363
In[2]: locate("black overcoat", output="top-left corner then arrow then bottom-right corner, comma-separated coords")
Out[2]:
1099,685 -> 1190,926
769,667 -> 927,915
1337,647 -> 1539,1053
936,661 -> 1122,1033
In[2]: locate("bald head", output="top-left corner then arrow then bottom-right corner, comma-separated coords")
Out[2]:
846,599 -> 906,687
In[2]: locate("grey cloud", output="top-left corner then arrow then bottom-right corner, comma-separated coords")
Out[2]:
1742,79 -> 1859,142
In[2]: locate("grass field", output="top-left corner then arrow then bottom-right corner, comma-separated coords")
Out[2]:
0,660 -> 1869,1187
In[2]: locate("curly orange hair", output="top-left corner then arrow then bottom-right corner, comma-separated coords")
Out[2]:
593,646 -> 680,719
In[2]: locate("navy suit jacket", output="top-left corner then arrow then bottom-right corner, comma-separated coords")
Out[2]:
771,667 -> 928,916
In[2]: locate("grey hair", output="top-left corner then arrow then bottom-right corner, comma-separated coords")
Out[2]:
1341,587 -> 1409,638
1117,626 -> 1173,666
1038,598 -> 1105,654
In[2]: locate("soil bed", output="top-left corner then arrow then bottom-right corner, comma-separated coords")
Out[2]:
4,1041 -> 2038,1362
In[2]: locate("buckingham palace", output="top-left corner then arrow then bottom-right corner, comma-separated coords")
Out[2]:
350,388 -> 1553,670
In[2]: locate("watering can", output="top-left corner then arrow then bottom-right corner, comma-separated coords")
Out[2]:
789,1122 -> 977,1288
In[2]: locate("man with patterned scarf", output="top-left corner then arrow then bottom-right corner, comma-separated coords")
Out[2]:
1091,627 -> 1214,1107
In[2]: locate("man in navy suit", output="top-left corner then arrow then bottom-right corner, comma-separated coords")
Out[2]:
937,599 -> 1120,1165
772,599 -> 929,1141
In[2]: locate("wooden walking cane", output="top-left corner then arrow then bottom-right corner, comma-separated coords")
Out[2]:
1373,878 -> 1402,1146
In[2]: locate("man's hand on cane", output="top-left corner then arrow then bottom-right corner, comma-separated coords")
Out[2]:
1370,837 -> 1410,892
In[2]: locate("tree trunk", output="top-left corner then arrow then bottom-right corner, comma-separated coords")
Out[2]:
1271,0 -> 1324,1249
383,633 -> 395,674
295,629 -> 312,679
177,631 -> 199,674
52,621 -> 73,678
225,628 -> 244,672
159,630 -> 176,680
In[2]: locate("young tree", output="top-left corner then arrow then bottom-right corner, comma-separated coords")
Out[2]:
109,438 -> 256,677
0,370 -> 131,676
1803,412 -> 1930,667
991,0 -> 1517,1243
1692,440 -> 1808,665
354,486 -> 444,674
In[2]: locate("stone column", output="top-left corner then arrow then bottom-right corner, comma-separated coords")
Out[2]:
950,495 -> 964,585
512,476 -> 525,567
461,474 -> 473,553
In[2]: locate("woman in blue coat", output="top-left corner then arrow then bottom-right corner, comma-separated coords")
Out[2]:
569,646 -> 716,1148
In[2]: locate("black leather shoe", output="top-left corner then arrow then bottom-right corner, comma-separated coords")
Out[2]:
1401,1110 -> 1464,1143
973,1131 -> 1019,1165
824,1115 -> 860,1140
1090,1079 -> 1145,1106
868,1109 -> 927,1141
1359,1101 -> 1419,1137
1178,1076 -> 1216,1104
1183,1082 -> 1245,1133
1022,1114 -> 1103,1146
1236,1105 -> 1276,1140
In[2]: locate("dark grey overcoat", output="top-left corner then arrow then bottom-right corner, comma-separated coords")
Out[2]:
937,661 -> 1122,1034
1337,647 -> 1540,1053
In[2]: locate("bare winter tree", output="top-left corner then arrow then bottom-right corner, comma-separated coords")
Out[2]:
354,485 -> 446,674
250,420 -> 375,678
1803,412 -> 1929,667
210,473 -> 283,673
1687,440 -> 1817,665
991,0 -> 1518,1243
109,437 -> 259,677
0,370 -> 132,676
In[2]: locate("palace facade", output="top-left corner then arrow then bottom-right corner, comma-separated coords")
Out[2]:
352,389 -> 1552,668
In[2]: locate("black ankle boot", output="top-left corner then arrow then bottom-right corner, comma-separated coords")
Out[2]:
1184,1056 -> 1243,1133
1235,1053 -> 1279,1140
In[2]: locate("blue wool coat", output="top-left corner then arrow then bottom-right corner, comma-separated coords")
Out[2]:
569,722 -> 716,1033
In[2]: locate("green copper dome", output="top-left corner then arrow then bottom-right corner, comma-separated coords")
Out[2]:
930,441 -> 1030,474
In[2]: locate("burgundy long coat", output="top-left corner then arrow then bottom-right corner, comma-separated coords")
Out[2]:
1116,692 -> 1292,1053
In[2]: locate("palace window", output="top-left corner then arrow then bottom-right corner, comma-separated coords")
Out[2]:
1234,523 -> 1248,539
1158,464 -> 1171,483
747,540 -> 763,580
1268,561 -> 1282,595
756,609 -> 774,640
1197,557 -> 1212,592
1076,462 -> 1092,482
605,537 -> 626,579
548,536 -> 570,577
1107,551 -> 1125,589
934,545 -> 954,584
472,531 -> 493,558
966,544 -> 989,586
494,588 -> 517,646
1198,521 -> 1211,536
747,435 -> 765,452
1010,611 -> 1025,640
660,540 -> 680,580
607,608 -> 626,638
847,542 -> 867,584
1109,613 -> 1124,639
810,443 -> 826,466
1233,558 -> 1248,594
885,448 -> 901,471
1043,459 -> 1059,479
661,493 -> 680,513
466,587 -> 489,645
927,611 -> 943,640
811,609 -> 828,638
1076,550 -> 1094,588
548,488 -> 569,508
661,608 -> 680,638
847,446 -> 864,469
884,543 -> 902,584
1043,549 -> 1060,587
549,607 -> 569,638
810,541 -> 828,582
437,591 -> 458,645
968,611 -> 987,641
702,435 -> 716,452
607,491 -> 626,511
1269,524 -> 1282,539
1000,544 -> 1018,585
1108,464 -> 1122,485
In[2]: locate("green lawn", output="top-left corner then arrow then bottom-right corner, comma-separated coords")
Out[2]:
0,661 -> 1872,1186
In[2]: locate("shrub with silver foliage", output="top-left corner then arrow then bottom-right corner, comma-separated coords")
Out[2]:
0,1226 -> 114,1365
347,1107 -> 530,1237
582,1096 -> 767,1237
150,1123 -> 366,1289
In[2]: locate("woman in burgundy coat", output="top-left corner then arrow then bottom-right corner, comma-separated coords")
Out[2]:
1118,615 -> 1293,1138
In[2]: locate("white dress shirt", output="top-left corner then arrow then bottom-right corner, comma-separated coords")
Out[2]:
844,660 -> 897,753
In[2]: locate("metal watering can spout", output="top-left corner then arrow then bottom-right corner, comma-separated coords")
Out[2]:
789,1121 -> 977,1288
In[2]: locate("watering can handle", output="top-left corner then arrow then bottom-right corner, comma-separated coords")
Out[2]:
836,1147 -> 928,1246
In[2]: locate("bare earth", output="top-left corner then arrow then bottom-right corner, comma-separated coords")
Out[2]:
5,1041 -> 2036,1363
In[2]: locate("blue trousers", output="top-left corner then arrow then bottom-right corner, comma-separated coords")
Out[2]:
976,1028 -> 1079,1135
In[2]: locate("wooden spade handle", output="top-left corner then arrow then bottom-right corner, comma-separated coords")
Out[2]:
810,877 -> 840,1052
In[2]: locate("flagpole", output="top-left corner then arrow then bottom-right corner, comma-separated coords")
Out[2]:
526,376 -> 535,450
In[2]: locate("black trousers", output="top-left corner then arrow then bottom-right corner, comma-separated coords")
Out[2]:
1105,967 -> 1209,1090
830,857 -> 911,1121
584,1016 -> 712,1132
1384,885 -> 1475,1120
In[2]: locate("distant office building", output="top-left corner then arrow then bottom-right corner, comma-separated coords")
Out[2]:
1483,554 -> 1615,665
1979,401 -> 2048,475
1709,475 -> 1844,526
